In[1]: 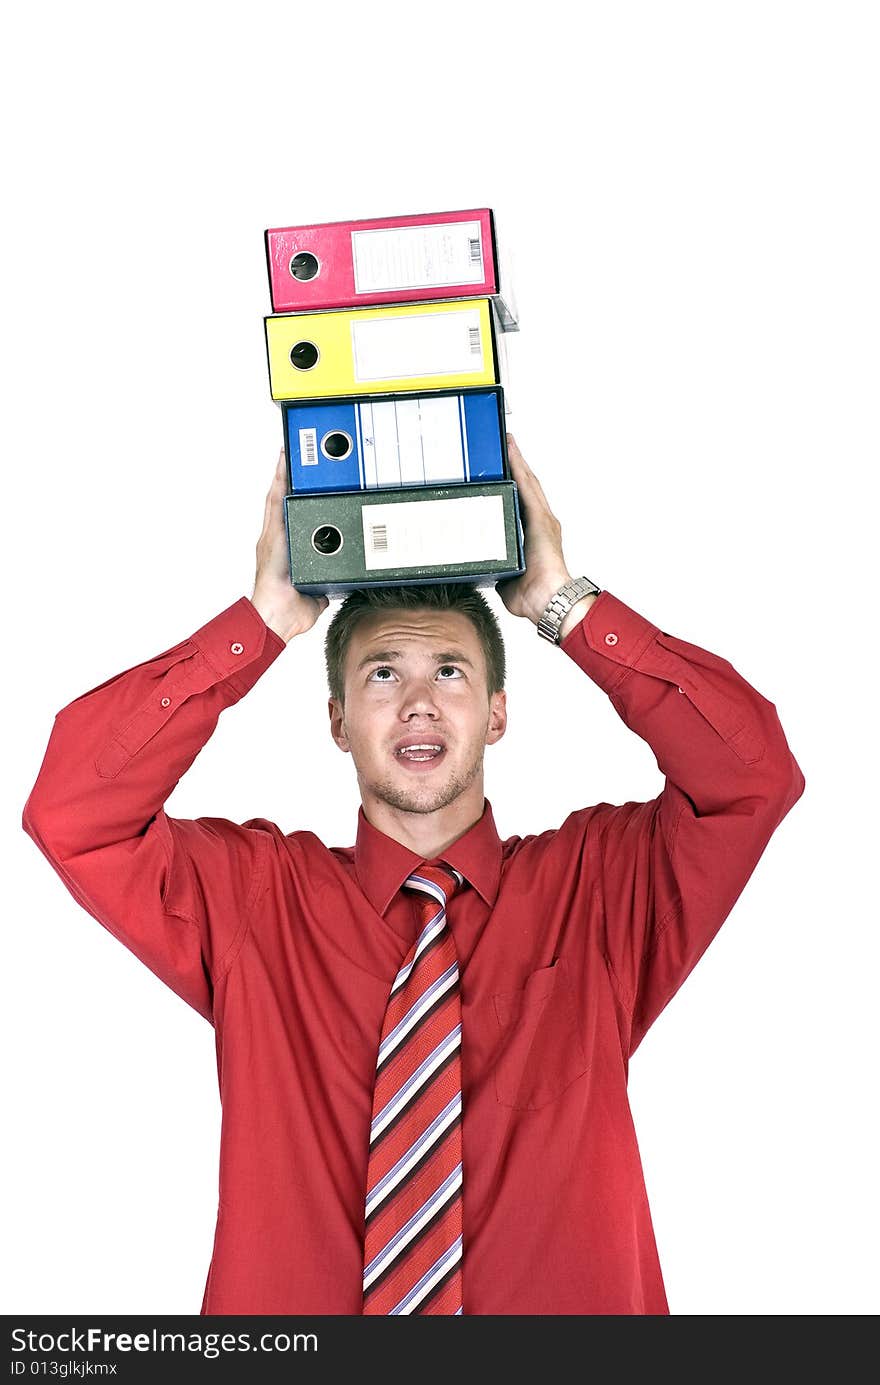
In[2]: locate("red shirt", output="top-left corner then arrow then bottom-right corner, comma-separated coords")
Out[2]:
22,590 -> 804,1315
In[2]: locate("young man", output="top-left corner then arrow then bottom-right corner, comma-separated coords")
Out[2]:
22,435 -> 805,1315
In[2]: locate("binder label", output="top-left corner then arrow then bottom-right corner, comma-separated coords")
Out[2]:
298,428 -> 318,466
351,308 -> 484,382
351,220 -> 484,294
359,394 -> 470,487
362,494 -> 506,570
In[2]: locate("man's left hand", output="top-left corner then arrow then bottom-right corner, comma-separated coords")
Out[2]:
495,433 -> 574,623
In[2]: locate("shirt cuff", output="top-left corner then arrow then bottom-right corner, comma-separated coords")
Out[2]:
559,590 -> 661,694
191,596 -> 288,696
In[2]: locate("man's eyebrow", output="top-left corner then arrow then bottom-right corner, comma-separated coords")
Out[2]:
355,648 -> 475,672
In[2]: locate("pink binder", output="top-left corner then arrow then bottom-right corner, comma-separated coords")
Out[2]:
265,207 -> 518,329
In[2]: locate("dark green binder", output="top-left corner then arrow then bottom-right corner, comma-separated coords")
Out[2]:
285,480 -> 525,595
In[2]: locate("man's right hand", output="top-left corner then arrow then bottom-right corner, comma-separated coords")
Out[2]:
250,450 -> 330,643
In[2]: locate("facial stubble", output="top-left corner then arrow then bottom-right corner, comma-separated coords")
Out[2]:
349,713 -> 490,817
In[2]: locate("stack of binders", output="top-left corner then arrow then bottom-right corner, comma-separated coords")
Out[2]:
262,207 -> 526,595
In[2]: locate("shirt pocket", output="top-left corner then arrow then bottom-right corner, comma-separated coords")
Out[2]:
491,958 -> 589,1110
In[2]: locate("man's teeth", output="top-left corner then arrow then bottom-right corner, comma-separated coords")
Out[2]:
397,744 -> 443,758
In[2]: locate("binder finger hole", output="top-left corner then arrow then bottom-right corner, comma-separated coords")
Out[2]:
321,430 -> 353,461
290,340 -> 320,371
289,251 -> 320,281
311,524 -> 344,556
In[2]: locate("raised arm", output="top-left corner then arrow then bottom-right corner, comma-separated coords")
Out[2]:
558,592 -> 804,1056
497,434 -> 805,1057
21,451 -> 328,1022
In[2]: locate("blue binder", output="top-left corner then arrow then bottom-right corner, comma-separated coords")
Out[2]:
282,386 -> 507,493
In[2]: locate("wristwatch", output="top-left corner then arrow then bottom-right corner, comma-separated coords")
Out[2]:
536,576 -> 602,645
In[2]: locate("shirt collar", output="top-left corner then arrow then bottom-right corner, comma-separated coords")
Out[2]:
354,796 -> 502,917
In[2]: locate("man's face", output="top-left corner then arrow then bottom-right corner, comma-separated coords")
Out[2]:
328,607 -> 507,817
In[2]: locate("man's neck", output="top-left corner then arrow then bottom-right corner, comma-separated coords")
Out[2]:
360,786 -> 485,859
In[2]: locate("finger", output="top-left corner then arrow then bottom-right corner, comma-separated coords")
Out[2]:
507,446 -> 540,499
507,433 -> 539,478
508,435 -> 552,500
506,433 -> 535,480
265,452 -> 286,517
264,476 -> 281,526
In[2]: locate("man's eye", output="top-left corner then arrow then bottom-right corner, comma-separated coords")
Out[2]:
367,665 -> 462,682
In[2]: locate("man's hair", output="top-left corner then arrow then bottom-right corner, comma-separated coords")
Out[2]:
324,583 -> 506,708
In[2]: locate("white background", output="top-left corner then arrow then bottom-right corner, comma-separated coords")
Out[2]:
3,0 -> 877,1317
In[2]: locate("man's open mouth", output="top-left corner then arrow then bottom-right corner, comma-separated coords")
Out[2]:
397,744 -> 443,761
394,740 -> 447,765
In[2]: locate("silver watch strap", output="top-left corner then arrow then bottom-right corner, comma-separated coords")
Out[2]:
537,576 -> 602,644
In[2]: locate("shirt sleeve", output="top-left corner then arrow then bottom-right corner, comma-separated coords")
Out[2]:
21,596 -> 288,1024
558,589 -> 806,1058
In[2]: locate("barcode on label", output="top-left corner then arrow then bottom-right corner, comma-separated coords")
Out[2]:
369,523 -> 388,552
299,428 -> 318,466
468,326 -> 481,355
468,236 -> 482,265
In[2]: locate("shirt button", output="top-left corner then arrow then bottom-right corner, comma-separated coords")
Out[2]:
604,632 -> 619,646
678,686 -> 685,693
160,696 -> 171,708
230,642 -> 244,655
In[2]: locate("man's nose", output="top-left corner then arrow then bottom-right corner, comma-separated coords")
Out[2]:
399,678 -> 440,715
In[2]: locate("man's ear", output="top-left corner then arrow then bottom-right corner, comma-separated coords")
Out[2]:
487,689 -> 507,747
328,696 -> 350,753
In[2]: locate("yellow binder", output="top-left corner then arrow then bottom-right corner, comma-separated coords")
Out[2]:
265,298 -> 500,401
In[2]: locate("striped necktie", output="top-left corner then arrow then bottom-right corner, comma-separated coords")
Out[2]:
362,860 -> 466,1315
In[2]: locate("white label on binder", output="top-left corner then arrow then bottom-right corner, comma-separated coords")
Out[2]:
298,428 -> 318,465
357,396 -> 467,487
351,308 -> 485,382
351,221 -> 484,294
413,396 -> 468,483
362,495 -> 506,571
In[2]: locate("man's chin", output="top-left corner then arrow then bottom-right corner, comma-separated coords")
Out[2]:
370,781 -> 459,815
362,765 -> 475,816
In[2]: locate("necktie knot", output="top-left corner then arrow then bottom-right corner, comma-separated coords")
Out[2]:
402,860 -> 465,912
